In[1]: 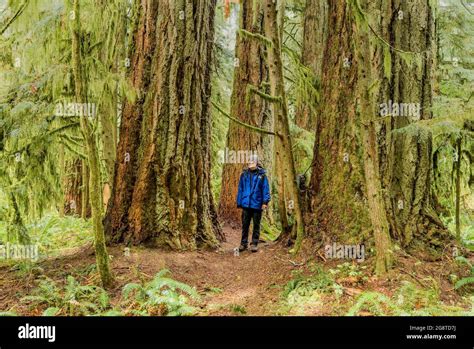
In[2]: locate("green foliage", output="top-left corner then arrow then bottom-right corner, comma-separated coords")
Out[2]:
454,256 -> 474,290
203,286 -> 223,294
8,261 -> 44,278
121,269 -> 200,316
229,304 -> 247,315
329,262 -> 368,282
347,281 -> 467,316
347,291 -> 392,316
30,214 -> 93,257
21,275 -> 110,316
0,213 -> 93,263
282,264 -> 340,299
278,265 -> 341,315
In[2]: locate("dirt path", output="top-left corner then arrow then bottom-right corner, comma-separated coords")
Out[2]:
117,225 -> 298,315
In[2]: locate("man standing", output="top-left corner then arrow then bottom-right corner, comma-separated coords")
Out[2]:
236,155 -> 271,252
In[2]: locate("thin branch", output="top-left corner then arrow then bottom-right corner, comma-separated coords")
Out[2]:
248,85 -> 282,104
211,100 -> 276,136
8,122 -> 80,156
0,1 -> 29,35
283,29 -> 302,48
239,29 -> 272,47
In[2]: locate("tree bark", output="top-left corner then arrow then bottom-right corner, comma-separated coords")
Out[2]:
71,0 -> 113,287
353,0 -> 392,274
265,0 -> 305,252
218,0 -> 270,224
104,0 -> 158,243
308,0 -> 449,267
80,161 -> 90,219
63,158 -> 83,216
295,0 -> 328,130
105,0 -> 223,249
308,1 -> 368,241
377,0 -> 449,253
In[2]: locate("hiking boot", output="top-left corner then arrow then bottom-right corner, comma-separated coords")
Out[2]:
238,244 -> 247,252
250,245 -> 258,253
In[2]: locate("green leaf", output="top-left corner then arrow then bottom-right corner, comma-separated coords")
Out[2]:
455,277 -> 474,290
42,307 -> 60,316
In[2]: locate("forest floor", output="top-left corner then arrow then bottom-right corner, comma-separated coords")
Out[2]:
0,224 -> 472,316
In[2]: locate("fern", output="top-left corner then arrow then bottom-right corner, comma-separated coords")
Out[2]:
346,292 -> 393,316
121,269 -> 200,316
21,275 -> 110,316
454,256 -> 474,290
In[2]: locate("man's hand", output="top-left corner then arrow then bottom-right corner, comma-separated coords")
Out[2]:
262,204 -> 268,210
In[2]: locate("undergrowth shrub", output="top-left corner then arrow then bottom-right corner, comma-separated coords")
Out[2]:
21,275 -> 109,316
121,269 -> 200,316
347,281 -> 469,316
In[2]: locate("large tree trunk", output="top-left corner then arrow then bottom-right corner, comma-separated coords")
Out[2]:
377,0 -> 449,253
265,0 -> 305,252
308,0 -> 449,267
295,0 -> 328,131
104,0 -> 158,243
105,0 -> 223,249
218,0 -> 270,224
353,0 -> 392,274
308,1 -> 369,241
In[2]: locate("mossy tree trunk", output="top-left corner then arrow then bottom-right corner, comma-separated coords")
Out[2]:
6,187 -> 30,244
295,0 -> 328,131
218,0 -> 271,225
377,0 -> 449,253
80,161 -> 90,219
71,0 -> 113,287
105,0 -> 223,249
308,0 -> 448,272
104,0 -> 158,244
308,0 -> 369,243
353,0 -> 392,274
63,158 -> 83,216
96,0 -> 124,186
455,136 -> 461,241
264,0 -> 304,252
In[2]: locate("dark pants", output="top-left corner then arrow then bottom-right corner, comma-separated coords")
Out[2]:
240,207 -> 262,247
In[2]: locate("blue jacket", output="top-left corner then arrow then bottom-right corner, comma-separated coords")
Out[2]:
236,167 -> 271,210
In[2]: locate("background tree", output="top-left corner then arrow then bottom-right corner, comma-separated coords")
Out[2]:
218,0 -> 271,224
264,0 -> 305,252
295,0 -> 327,131
71,0 -> 112,287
